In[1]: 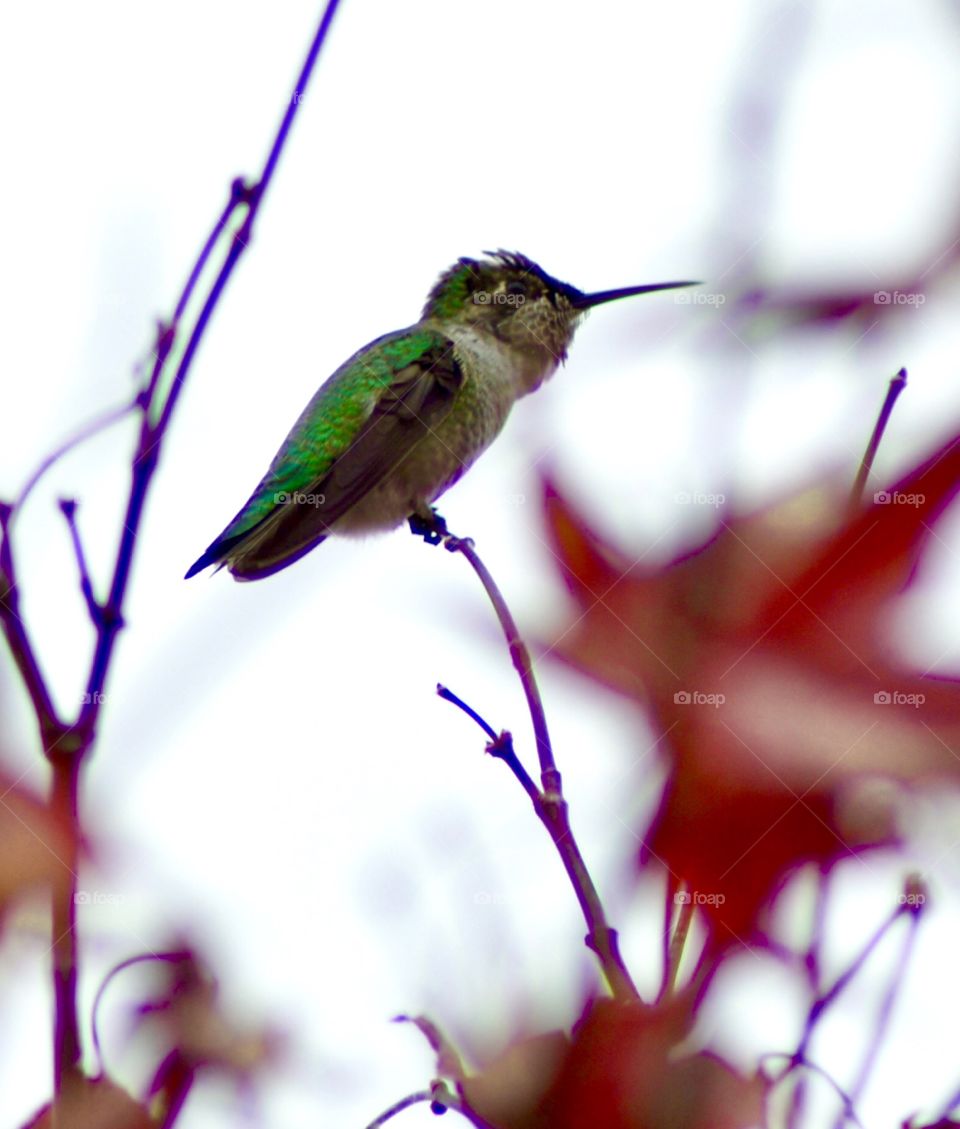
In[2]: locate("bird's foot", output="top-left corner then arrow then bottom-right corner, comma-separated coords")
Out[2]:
408,508 -> 448,545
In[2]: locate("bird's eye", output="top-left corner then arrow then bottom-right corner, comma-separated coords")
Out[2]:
506,280 -> 526,297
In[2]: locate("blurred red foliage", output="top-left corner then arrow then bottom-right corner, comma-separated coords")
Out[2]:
543,429 -> 960,945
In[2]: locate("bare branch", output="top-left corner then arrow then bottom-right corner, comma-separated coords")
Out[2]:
0,502 -> 62,745
0,0 -> 345,1096
849,367 -> 908,513
59,500 -> 101,627
438,534 -> 639,1002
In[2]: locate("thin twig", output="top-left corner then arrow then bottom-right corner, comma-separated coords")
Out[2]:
437,686 -> 540,802
393,1013 -> 468,1083
437,683 -> 497,741
787,864 -> 832,1129
83,0 -> 345,734
794,902 -> 905,1068
174,178 -> 252,325
90,949 -> 193,1076
427,1085 -> 497,1129
659,885 -> 693,1000
59,500 -> 101,626
143,184 -> 249,428
0,503 -> 61,744
364,1091 -> 434,1128
444,536 -> 556,785
153,0 -> 343,440
438,539 -> 639,1002
805,864 -> 830,988
849,367 -> 908,513
391,1016 -> 499,1128
780,888 -> 923,1129
657,875 -> 677,1003
367,1076 -> 495,1129
762,1054 -> 865,1129
13,399 -> 137,515
829,880 -> 925,1129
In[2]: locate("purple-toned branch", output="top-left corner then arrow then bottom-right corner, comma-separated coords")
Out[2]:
13,400 -> 137,515
849,367 -> 908,513
828,879 -> 925,1129
0,0 -> 343,1099
438,539 -> 639,1002
443,536 -> 556,783
59,500 -> 100,626
777,890 -> 921,1129
84,0 -> 344,729
364,1091 -> 434,1128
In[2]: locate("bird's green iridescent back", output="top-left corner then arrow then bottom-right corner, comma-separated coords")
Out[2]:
219,326 -> 451,540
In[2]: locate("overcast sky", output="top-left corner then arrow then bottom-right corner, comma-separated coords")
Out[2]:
2,2 -> 960,1126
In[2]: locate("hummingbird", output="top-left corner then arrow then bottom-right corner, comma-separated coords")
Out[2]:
186,251 -> 697,581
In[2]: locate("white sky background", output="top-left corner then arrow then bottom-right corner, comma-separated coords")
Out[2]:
1,1 -> 960,1126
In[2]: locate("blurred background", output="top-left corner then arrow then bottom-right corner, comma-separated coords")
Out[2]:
2,1 -> 960,1125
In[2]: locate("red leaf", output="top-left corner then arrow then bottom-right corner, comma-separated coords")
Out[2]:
542,431 -> 960,943
463,997 -> 763,1129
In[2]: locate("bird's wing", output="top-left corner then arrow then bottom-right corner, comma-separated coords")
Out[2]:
185,328 -> 462,580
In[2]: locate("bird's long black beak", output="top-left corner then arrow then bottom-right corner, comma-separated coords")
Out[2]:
571,279 -> 700,310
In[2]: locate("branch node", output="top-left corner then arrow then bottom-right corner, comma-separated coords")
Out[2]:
230,175 -> 255,204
